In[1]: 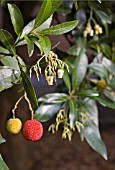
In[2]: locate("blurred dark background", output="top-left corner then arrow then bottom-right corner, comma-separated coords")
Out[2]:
0,1 -> 115,170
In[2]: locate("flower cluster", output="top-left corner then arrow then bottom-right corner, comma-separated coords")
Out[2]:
84,23 -> 103,37
30,51 -> 69,85
48,109 -> 84,141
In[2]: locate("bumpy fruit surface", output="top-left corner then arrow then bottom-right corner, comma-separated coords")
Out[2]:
6,118 -> 22,134
22,120 -> 43,141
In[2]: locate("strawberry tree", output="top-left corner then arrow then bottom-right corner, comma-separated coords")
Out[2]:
0,0 -> 115,169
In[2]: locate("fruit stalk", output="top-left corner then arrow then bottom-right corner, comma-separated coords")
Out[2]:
12,95 -> 24,118
24,93 -> 34,120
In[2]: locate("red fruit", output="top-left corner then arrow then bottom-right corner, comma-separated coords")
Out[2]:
22,120 -> 43,141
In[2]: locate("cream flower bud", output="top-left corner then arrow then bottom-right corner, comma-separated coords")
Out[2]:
57,69 -> 64,78
47,76 -> 53,85
99,27 -> 102,34
94,24 -> 100,31
83,30 -> 88,37
95,30 -> 99,35
89,29 -> 94,36
86,26 -> 91,33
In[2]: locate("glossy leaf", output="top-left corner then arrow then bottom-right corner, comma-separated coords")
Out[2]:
67,38 -> 84,56
40,20 -> 78,35
95,96 -> 115,110
88,63 -> 108,78
103,90 -> 115,102
15,40 -> 26,47
20,16 -> 52,40
94,9 -> 112,25
34,93 -> 68,122
84,98 -> 98,126
0,154 -> 9,170
102,57 -> 115,76
34,0 -> 62,29
24,34 -> 34,57
77,89 -> 99,97
30,36 -> 43,55
67,44 -> 80,56
74,0 -> 78,10
0,66 -> 20,92
63,69 -> 71,91
101,44 -> 112,59
38,35 -> 51,56
8,4 -> 24,36
34,103 -> 63,122
19,20 -> 35,40
109,78 -> 115,89
34,15 -> 52,32
34,0 -> 52,29
21,69 -> 38,108
38,93 -> 68,103
72,53 -> 88,91
82,121 -> 107,160
0,46 -> 9,54
0,134 -> 6,144
64,57 -> 75,72
69,99 -> 77,128
0,56 -> 19,70
57,1 -> 73,15
0,29 -> 16,55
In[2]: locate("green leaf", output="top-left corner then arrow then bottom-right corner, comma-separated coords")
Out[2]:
67,38 -> 85,56
38,93 -> 68,103
109,78 -> 115,89
77,89 -> 99,97
34,15 -> 53,32
34,0 -> 52,29
63,69 -> 71,91
82,121 -> 107,160
102,57 -> 115,76
34,93 -> 68,122
38,35 -> 51,56
24,34 -> 34,57
0,154 -> 9,170
69,99 -> 77,128
74,0 -> 78,10
0,66 -> 20,92
0,134 -> 6,144
0,46 -> 9,54
0,56 -> 19,70
19,20 -> 35,40
21,69 -> 38,109
72,53 -> 88,91
8,3 -> 24,36
29,36 -> 43,55
101,44 -> 112,59
103,90 -> 115,102
63,57 -> 75,72
40,20 -> 78,35
34,0 -> 62,29
15,40 -> 26,47
94,9 -> 112,25
57,1 -> 73,15
67,44 -> 80,56
19,15 -> 52,40
95,96 -> 115,110
84,98 -> 98,126
0,29 -> 16,55
88,63 -> 108,78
